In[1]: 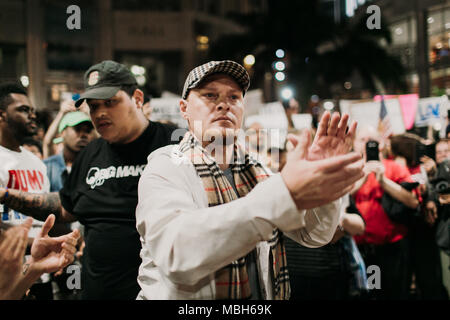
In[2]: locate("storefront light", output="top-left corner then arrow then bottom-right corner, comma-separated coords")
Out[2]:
20,75 -> 29,87
281,87 -> 293,100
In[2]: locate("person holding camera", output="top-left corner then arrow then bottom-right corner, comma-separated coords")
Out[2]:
351,126 -> 419,300
425,140 -> 450,298
388,134 -> 448,299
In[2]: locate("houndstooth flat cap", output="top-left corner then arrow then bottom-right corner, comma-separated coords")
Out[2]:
181,60 -> 250,99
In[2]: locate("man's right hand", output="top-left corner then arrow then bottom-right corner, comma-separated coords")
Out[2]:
281,130 -> 364,210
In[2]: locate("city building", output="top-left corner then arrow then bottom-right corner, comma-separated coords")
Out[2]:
0,0 -> 268,111
333,0 -> 449,97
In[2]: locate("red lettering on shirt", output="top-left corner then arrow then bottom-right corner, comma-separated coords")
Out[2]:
27,170 -> 42,190
18,170 -> 29,191
7,170 -> 20,189
7,169 -> 45,192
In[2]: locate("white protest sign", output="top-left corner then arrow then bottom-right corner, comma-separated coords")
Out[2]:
161,91 -> 180,98
244,102 -> 289,149
291,114 -> 312,130
149,97 -> 187,128
243,89 -> 265,117
339,99 -> 405,134
415,96 -> 449,127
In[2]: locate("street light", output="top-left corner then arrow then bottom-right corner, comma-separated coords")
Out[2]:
274,61 -> 285,71
243,54 -> 255,67
131,65 -> 145,76
275,72 -> 285,82
281,87 -> 293,100
324,101 -> 334,111
276,49 -> 285,59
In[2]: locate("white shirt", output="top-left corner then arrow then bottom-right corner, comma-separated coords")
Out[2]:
135,145 -> 341,299
0,145 -> 51,283
0,145 -> 50,238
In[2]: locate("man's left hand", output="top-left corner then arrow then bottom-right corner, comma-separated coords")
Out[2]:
307,112 -> 357,161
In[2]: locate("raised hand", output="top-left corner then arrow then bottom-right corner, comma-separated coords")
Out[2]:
29,214 -> 80,274
308,111 -> 357,161
0,218 -> 33,299
59,99 -> 76,114
281,130 -> 364,210
420,155 -> 436,176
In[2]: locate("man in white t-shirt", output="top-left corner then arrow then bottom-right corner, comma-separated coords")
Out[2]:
0,82 -> 52,299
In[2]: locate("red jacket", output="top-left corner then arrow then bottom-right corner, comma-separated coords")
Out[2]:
354,159 -> 415,245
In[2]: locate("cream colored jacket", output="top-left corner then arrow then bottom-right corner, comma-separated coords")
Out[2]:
135,145 -> 341,300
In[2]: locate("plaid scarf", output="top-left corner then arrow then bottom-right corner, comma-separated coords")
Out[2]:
178,131 -> 290,300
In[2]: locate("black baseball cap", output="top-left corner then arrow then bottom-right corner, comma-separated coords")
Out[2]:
75,60 -> 137,107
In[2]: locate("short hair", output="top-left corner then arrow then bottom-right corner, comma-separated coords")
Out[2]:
22,137 -> 43,154
0,82 -> 27,111
120,84 -> 138,98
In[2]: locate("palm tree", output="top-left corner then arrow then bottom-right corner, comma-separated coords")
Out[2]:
210,0 -> 407,105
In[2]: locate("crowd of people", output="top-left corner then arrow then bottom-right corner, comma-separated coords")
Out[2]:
0,59 -> 448,300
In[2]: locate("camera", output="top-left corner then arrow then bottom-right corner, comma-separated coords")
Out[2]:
415,142 -> 436,165
435,180 -> 450,194
432,162 -> 450,195
366,140 -> 379,161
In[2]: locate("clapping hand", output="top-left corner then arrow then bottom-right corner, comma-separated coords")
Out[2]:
307,111 -> 357,161
281,129 -> 364,210
0,218 -> 33,298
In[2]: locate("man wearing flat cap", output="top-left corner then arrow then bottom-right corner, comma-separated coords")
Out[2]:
136,60 -> 364,299
0,60 -> 178,299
